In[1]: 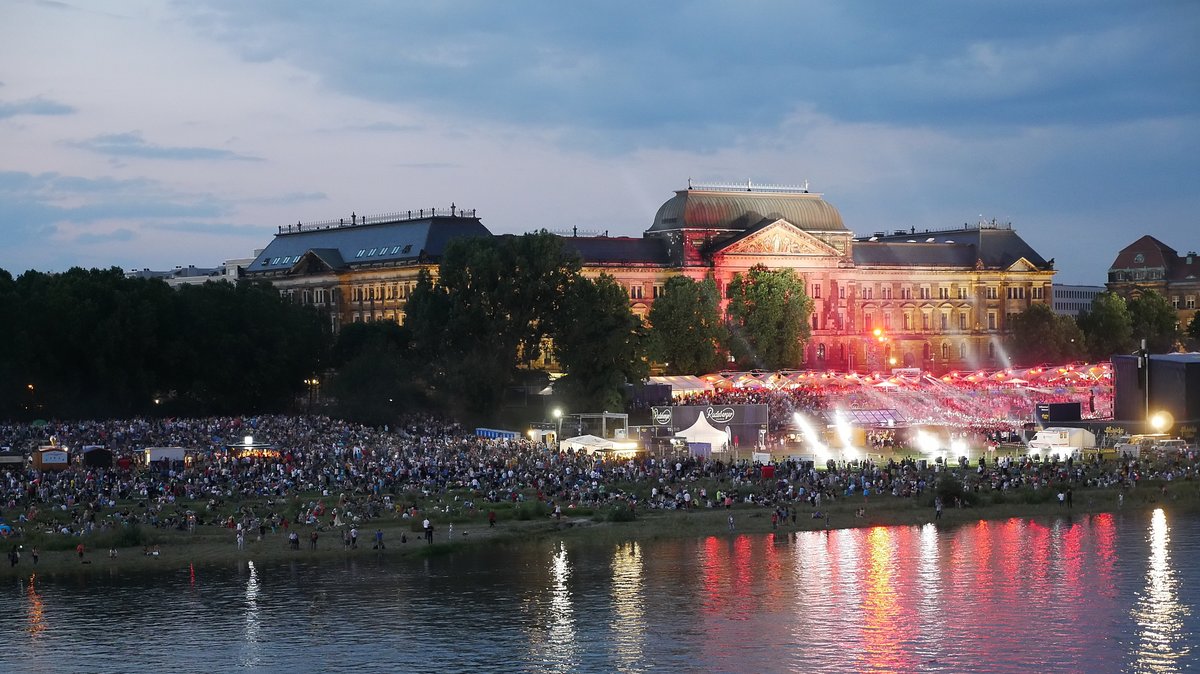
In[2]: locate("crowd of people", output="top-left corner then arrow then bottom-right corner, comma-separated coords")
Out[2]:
0,393 -> 1191,552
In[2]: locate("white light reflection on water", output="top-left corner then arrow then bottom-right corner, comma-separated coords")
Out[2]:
609,542 -> 645,673
527,543 -> 579,674
1133,509 -> 1191,672
240,560 -> 261,668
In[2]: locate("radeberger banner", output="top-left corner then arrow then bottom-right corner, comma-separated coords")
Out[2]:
650,404 -> 769,449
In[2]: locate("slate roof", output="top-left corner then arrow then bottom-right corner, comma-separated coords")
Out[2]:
244,216 -> 491,274
864,226 -> 1051,270
562,236 -> 671,265
852,241 -> 977,267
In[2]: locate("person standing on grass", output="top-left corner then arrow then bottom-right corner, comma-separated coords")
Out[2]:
374,528 -> 384,549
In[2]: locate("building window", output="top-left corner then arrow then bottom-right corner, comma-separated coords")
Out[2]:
919,287 -> 931,300
1032,286 -> 1043,300
1172,296 -> 1180,308
959,342 -> 967,359
817,344 -> 826,360
864,314 -> 873,331
957,286 -> 968,300
653,285 -> 664,299
900,287 -> 912,300
812,315 -> 819,330
941,343 -> 950,361
986,286 -> 998,300
988,342 -> 996,358
940,312 -> 949,330
988,312 -> 997,330
1007,287 -> 1025,300
959,312 -> 969,330
630,284 -> 643,299
903,313 -> 912,331
922,313 -> 931,331
839,286 -> 846,300
863,287 -> 873,300
938,287 -> 949,300
881,286 -> 892,300
884,313 -> 892,329
812,283 -> 821,299
1188,296 -> 1196,309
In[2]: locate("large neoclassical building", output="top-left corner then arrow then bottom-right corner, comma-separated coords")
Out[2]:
244,183 -> 1056,373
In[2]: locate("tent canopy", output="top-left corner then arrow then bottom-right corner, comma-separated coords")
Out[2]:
560,434 -> 615,453
647,375 -> 712,397
675,414 -> 729,451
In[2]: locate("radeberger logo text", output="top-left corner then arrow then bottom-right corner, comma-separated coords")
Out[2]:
706,407 -> 735,424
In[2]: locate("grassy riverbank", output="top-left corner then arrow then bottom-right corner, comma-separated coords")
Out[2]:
5,482 -> 1198,579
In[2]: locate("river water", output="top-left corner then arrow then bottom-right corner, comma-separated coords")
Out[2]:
1,509 -> 1196,673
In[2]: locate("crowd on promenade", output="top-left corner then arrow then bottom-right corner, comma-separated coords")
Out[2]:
0,399 -> 1193,549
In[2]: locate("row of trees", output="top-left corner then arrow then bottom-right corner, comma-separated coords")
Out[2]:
0,267 -> 329,420
334,235 -> 815,421
1007,289 -> 1197,366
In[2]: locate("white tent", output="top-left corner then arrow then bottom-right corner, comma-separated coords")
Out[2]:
647,375 -> 712,398
676,414 -> 729,451
560,435 -> 615,453
144,446 -> 186,462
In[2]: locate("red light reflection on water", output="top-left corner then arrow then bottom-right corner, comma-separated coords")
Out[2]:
855,526 -> 918,674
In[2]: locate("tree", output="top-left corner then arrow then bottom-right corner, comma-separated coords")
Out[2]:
1008,303 -> 1084,366
1187,312 -> 1200,350
403,232 -> 582,415
327,321 -> 417,424
552,274 -> 648,411
1127,290 -> 1179,353
1077,292 -> 1134,360
724,265 -> 812,370
646,275 -> 726,374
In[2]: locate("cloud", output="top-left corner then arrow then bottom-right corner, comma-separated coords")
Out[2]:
242,191 -> 328,205
0,170 -> 229,239
69,131 -> 264,161
75,228 -> 135,245
150,221 -> 268,237
183,0 -> 1200,151
323,121 -> 423,134
0,96 -> 76,119
392,162 -> 459,169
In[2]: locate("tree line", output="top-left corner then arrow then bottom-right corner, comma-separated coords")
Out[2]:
0,267 -> 329,421
13,239 -> 1185,424
1007,289 -> 1199,366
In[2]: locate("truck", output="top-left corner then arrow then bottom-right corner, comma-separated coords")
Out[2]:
1027,427 -> 1096,459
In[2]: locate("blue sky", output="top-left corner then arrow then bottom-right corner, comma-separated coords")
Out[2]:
1,0 -> 1197,283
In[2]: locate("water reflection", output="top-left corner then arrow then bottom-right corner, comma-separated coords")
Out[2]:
240,560 -> 261,668
526,543 -> 578,673
27,573 -> 45,637
1133,509 -> 1191,672
860,526 -> 916,673
609,542 -> 645,673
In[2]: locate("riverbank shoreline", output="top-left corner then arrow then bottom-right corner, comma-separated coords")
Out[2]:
5,488 -> 1195,579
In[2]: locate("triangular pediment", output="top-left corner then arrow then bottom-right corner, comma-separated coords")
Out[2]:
717,219 -> 842,257
1006,257 -> 1039,273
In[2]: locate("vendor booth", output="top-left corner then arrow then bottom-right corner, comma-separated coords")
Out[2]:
33,446 -> 69,471
82,445 -> 112,468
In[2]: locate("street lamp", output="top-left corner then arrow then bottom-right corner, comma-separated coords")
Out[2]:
1149,411 -> 1174,434
552,407 -> 563,441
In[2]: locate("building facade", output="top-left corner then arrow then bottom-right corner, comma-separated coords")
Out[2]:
244,184 -> 1056,374
1052,284 -> 1106,317
1107,235 -> 1199,333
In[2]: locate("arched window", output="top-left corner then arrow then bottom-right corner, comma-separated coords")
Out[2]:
817,344 -> 826,360
941,343 -> 950,361
959,342 -> 967,359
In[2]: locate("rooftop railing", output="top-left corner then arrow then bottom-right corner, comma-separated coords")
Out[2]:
278,205 -> 477,235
